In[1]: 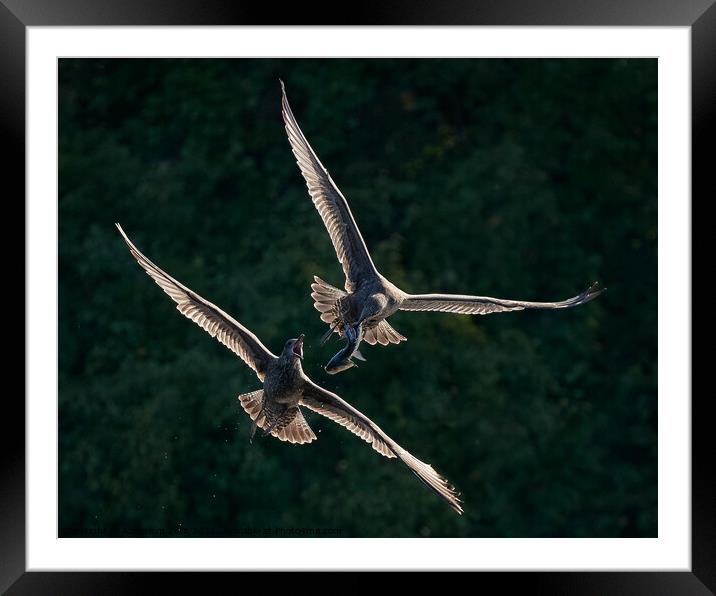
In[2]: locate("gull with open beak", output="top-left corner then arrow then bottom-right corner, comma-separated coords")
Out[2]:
116,224 -> 463,514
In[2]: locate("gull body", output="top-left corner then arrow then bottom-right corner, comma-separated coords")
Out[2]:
281,82 -> 605,373
116,224 -> 463,514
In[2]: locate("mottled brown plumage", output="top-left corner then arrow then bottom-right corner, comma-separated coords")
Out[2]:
116,223 -> 463,514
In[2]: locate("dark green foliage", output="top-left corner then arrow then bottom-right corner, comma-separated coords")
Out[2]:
59,58 -> 656,537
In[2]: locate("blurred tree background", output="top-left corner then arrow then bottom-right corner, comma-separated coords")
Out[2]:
59,58 -> 656,537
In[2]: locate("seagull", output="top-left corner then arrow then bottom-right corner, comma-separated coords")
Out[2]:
281,82 -> 606,374
116,224 -> 463,515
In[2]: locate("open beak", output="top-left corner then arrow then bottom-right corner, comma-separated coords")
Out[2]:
293,334 -> 304,360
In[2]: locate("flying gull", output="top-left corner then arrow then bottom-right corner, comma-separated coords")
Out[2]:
116,224 -> 463,514
281,82 -> 605,374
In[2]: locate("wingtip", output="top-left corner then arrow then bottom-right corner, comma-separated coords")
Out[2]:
448,488 -> 464,515
589,281 -> 607,296
115,222 -> 128,241
279,79 -> 290,116
580,280 -> 606,302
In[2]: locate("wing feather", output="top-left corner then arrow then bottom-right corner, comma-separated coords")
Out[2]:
300,381 -> 463,514
400,282 -> 605,315
116,224 -> 276,381
281,81 -> 378,291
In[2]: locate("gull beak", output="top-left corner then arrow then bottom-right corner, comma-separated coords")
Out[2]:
293,334 -> 304,360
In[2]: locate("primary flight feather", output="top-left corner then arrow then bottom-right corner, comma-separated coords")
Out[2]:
281,81 -> 605,374
116,223 -> 463,514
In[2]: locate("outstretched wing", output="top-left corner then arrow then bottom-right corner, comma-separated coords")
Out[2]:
400,282 -> 605,315
300,380 -> 463,515
116,224 -> 277,381
281,81 -> 378,292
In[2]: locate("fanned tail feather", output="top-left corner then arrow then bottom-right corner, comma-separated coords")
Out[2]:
238,390 -> 316,445
363,320 -> 407,346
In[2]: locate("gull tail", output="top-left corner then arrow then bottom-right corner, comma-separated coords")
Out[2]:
239,391 -> 316,445
363,320 -> 407,346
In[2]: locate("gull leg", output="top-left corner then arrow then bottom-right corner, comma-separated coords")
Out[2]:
250,395 -> 267,443
262,415 -> 282,437
250,415 -> 261,444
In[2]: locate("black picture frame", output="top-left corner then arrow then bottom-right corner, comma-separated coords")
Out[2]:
4,1 -> 709,591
